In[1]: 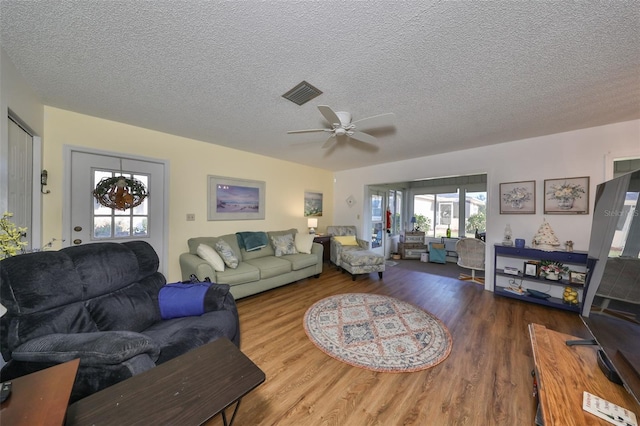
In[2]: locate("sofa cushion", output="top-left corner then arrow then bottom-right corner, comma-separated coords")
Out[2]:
245,256 -> 292,279
11,331 -> 160,366
295,233 -> 315,254
142,311 -> 238,364
2,303 -> 99,356
214,262 -> 260,285
86,277 -> 163,332
271,233 -> 298,256
197,244 -> 225,272
215,239 -> 239,269
283,253 -> 319,271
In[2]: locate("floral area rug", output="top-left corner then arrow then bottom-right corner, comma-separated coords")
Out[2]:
303,293 -> 452,372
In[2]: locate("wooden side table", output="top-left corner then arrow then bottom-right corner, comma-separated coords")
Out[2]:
313,235 -> 331,263
0,358 -> 79,426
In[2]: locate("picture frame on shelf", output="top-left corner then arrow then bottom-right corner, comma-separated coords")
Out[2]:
569,271 -> 587,285
524,261 -> 540,277
544,176 -> 590,214
207,175 -> 265,221
500,180 -> 536,214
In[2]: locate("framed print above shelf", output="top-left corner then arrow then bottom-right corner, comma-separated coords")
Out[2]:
500,180 -> 535,214
544,176 -> 589,214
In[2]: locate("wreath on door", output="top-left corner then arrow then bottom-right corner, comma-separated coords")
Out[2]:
93,176 -> 148,210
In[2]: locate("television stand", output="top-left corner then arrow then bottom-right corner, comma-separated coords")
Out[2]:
529,323 -> 640,425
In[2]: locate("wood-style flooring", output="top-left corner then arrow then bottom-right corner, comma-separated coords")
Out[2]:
206,260 -> 592,426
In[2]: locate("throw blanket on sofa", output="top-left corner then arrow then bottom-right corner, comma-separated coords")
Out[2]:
236,231 -> 269,252
158,283 -> 212,319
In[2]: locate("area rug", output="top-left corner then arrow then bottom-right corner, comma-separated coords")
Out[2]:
303,293 -> 452,372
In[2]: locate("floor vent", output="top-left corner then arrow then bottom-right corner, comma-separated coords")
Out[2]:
282,81 -> 323,105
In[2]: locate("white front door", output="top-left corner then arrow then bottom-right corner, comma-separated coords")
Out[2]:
66,148 -> 168,274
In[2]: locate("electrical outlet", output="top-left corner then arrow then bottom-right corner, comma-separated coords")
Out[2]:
186,213 -> 195,221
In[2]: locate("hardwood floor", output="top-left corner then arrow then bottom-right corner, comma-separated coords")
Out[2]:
206,261 -> 591,426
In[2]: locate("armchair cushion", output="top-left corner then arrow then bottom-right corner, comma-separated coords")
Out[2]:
334,235 -> 358,246
11,331 -> 160,366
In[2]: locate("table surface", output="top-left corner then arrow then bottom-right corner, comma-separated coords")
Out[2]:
529,323 -> 640,426
0,358 -> 79,426
66,338 -> 265,426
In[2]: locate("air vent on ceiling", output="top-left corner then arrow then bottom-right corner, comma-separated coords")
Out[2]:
282,81 -> 323,105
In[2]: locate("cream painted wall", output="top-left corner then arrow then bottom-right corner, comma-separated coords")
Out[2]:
334,119 -> 640,291
43,107 -> 334,281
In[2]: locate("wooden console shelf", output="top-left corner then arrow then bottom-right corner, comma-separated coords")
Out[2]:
529,323 -> 639,425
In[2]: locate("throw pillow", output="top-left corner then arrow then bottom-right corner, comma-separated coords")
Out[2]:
215,239 -> 239,269
271,234 -> 298,256
197,244 -> 225,272
295,233 -> 315,254
334,235 -> 359,246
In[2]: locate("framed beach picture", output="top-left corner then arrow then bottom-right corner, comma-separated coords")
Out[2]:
207,175 -> 266,221
500,180 -> 536,214
304,191 -> 323,217
544,176 -> 589,214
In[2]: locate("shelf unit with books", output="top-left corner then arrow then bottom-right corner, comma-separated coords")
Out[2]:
493,244 -> 596,312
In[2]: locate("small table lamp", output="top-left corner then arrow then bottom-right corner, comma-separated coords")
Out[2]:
410,216 -> 417,231
307,218 -> 318,234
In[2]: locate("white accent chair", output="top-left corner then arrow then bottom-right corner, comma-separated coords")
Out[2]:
455,237 -> 486,284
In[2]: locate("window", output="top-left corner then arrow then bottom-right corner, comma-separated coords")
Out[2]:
387,189 -> 403,235
93,170 -> 149,239
414,189 -> 486,238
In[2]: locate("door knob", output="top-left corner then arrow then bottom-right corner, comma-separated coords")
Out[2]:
73,239 -> 82,245
74,226 -> 82,232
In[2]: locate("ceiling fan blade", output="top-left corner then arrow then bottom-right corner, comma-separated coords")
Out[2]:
352,113 -> 395,130
321,134 -> 336,149
287,129 -> 330,134
317,105 -> 341,127
348,131 -> 378,145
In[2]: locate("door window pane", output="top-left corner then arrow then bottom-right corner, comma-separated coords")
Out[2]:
465,191 -> 487,235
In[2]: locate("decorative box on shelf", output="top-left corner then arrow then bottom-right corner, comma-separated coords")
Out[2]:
400,231 -> 425,244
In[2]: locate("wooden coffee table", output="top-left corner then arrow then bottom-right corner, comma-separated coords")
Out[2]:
66,338 -> 265,426
0,358 -> 79,426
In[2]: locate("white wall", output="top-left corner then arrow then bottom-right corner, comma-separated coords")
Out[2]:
333,119 -> 640,291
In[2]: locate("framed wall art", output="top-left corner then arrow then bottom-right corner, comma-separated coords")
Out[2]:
544,176 -> 589,214
304,191 -> 323,217
207,175 -> 265,221
500,180 -> 536,214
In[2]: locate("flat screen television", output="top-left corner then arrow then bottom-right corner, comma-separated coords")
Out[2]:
582,168 -> 640,405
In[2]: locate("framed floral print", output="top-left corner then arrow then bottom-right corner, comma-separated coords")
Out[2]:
544,176 -> 589,214
500,180 -> 535,214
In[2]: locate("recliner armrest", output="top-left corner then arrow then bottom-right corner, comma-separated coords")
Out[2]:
10,331 -> 160,366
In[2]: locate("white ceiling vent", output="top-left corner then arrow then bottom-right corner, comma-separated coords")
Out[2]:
282,81 -> 323,105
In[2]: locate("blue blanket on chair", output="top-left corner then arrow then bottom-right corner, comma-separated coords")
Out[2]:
236,231 -> 268,251
158,282 -> 212,319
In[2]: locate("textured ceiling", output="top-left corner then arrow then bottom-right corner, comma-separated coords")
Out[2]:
1,1 -> 639,171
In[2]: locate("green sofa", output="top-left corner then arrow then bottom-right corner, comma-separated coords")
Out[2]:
179,229 -> 323,299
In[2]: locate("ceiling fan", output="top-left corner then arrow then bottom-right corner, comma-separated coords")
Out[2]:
287,105 -> 395,149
